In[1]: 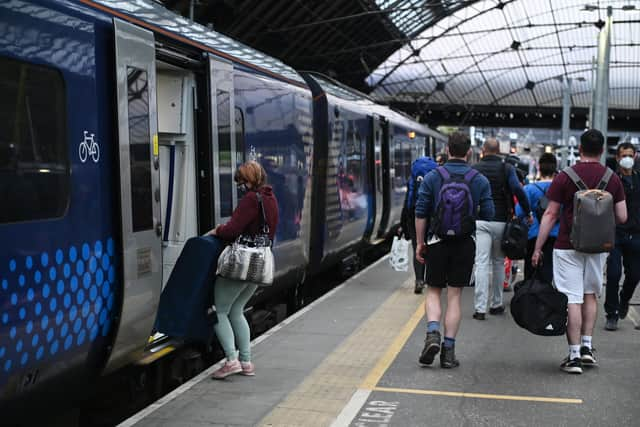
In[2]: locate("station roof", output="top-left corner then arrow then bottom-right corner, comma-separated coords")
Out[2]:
367,0 -> 640,111
161,1 -> 640,129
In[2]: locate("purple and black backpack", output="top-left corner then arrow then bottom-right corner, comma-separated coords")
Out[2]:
430,167 -> 478,239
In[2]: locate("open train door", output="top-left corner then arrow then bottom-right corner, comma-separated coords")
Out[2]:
366,115 -> 385,243
107,19 -> 162,371
207,54 -> 238,226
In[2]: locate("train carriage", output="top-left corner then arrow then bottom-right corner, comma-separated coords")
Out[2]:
0,0 -> 444,414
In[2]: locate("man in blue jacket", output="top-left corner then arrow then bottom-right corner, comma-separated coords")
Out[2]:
415,132 -> 494,368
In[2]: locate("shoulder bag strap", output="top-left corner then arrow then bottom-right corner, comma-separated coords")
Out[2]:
255,192 -> 270,234
596,168 -> 614,190
563,166 -> 588,191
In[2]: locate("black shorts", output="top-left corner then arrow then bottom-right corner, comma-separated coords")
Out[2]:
425,236 -> 475,288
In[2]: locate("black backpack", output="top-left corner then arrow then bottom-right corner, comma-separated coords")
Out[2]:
533,183 -> 549,222
501,217 -> 528,260
510,275 -> 568,336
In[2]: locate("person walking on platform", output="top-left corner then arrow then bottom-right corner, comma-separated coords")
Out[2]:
415,132 -> 493,368
472,139 -> 532,320
515,153 -> 559,284
533,129 -> 626,374
400,156 -> 438,294
604,143 -> 640,331
207,161 -> 279,379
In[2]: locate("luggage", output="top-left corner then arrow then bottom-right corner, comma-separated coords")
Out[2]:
430,167 -> 479,239
155,235 -> 223,344
501,217 -> 529,260
564,166 -> 615,253
510,274 -> 568,336
406,156 -> 438,210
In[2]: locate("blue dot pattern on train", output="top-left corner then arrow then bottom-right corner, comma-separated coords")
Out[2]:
0,238 -> 117,373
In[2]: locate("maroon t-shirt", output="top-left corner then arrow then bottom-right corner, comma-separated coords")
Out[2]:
546,162 -> 625,249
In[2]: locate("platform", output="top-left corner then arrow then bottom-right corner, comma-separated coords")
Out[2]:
119,256 -> 640,427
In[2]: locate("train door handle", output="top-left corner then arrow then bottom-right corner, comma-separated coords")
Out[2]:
155,222 -> 163,237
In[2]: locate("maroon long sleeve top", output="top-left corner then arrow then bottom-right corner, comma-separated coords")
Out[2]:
215,186 -> 279,242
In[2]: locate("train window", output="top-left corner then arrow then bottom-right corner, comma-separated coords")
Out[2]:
127,67 -> 153,232
217,90 -> 232,217
234,107 -> 245,201
234,107 -> 245,164
0,56 -> 69,224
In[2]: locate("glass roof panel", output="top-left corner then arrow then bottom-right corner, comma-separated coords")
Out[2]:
368,0 -> 640,110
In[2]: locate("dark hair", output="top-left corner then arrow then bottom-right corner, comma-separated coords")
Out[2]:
580,129 -> 604,156
448,132 -> 470,158
436,153 -> 448,164
616,142 -> 636,156
538,153 -> 557,177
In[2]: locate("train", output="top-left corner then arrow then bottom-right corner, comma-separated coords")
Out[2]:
0,0 -> 446,414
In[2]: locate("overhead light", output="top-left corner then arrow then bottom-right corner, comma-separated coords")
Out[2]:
408,131 -> 416,139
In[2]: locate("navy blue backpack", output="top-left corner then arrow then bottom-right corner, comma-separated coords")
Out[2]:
406,156 -> 438,210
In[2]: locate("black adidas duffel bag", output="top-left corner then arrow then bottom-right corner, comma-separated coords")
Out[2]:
510,274 -> 567,336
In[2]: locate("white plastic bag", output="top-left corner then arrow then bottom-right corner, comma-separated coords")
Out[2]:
389,236 -> 410,272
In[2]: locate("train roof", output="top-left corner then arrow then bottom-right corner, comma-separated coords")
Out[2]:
302,72 -> 376,103
302,72 -> 442,139
85,0 -> 305,85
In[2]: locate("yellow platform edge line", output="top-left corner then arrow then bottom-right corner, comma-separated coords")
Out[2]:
360,302 -> 424,389
372,386 -> 582,404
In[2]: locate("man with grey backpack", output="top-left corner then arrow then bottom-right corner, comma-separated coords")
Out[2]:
532,129 -> 627,374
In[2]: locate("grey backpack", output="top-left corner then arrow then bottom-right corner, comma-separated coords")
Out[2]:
563,167 -> 615,253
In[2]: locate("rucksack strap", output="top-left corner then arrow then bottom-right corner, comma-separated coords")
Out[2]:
533,183 -> 547,196
463,168 -> 479,183
435,166 -> 449,180
563,167 -> 588,191
596,168 -> 614,190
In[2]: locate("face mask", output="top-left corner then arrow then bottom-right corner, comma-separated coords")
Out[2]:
237,183 -> 248,194
619,156 -> 635,170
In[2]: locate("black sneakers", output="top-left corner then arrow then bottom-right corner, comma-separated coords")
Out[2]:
489,306 -> 505,315
580,346 -> 597,366
605,317 -> 618,331
472,312 -> 486,320
419,331 -> 441,366
560,356 -> 583,374
619,301 -> 629,320
414,280 -> 425,294
440,345 -> 460,369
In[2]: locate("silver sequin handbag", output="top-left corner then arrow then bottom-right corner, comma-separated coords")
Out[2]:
216,193 -> 274,286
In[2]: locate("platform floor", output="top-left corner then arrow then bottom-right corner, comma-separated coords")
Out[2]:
119,256 -> 640,427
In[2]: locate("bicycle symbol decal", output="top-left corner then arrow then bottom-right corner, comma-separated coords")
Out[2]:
79,131 -> 100,163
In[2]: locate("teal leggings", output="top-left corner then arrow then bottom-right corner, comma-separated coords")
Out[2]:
213,276 -> 258,362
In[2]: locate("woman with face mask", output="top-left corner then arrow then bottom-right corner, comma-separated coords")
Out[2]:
604,143 -> 640,331
206,160 -> 279,378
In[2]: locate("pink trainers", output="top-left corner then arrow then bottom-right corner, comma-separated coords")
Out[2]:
240,361 -> 255,376
211,359 -> 242,379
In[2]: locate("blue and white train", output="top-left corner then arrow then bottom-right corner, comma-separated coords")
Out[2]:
0,0 -> 445,411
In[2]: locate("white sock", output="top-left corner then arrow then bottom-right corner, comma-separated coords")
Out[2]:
581,336 -> 592,349
569,345 -> 581,360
